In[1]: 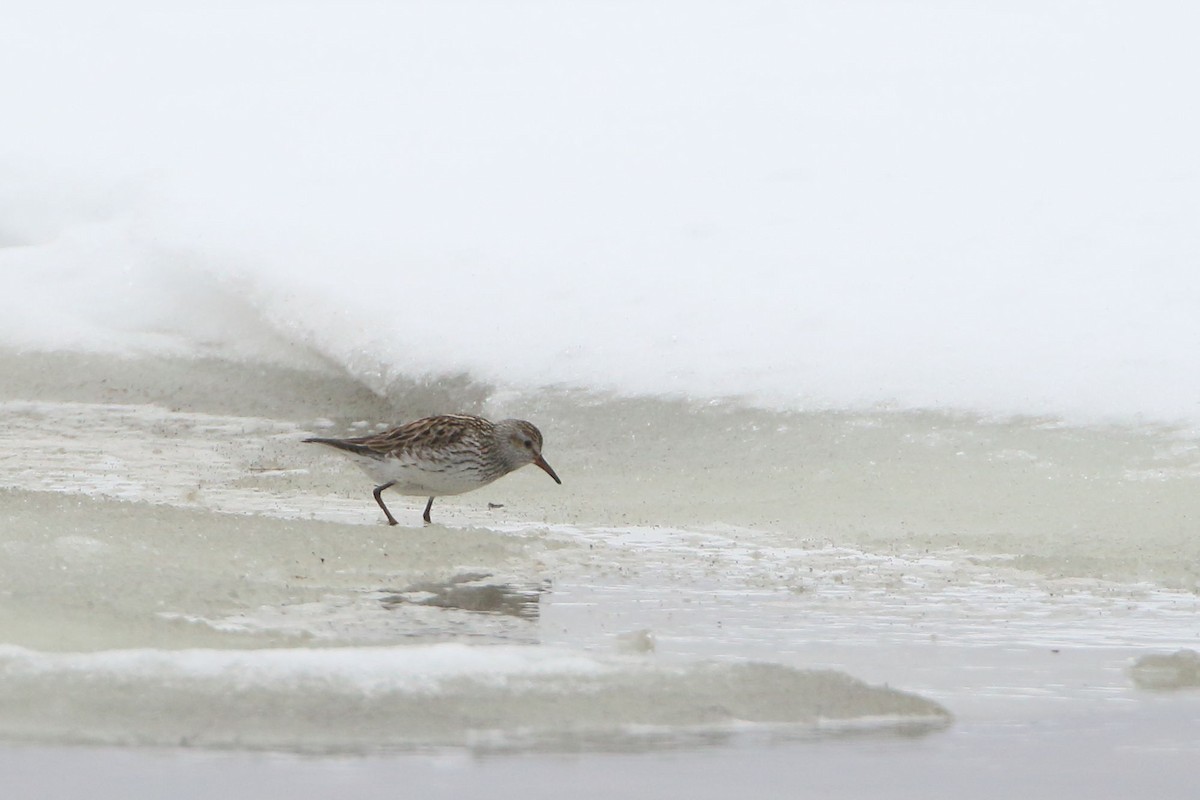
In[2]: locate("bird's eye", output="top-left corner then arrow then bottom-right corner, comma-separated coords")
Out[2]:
523,439 -> 533,449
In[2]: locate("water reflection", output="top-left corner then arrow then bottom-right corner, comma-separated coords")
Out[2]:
380,572 -> 545,620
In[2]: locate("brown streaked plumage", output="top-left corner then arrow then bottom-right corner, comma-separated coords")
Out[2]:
304,414 -> 561,525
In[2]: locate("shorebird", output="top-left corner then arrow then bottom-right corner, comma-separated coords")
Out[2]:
304,414 -> 561,525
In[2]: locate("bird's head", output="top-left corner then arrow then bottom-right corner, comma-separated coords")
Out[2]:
496,419 -> 562,484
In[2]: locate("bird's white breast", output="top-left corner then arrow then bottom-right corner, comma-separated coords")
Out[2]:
343,452 -> 498,497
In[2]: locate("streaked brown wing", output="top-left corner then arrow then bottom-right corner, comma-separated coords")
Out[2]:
345,414 -> 488,457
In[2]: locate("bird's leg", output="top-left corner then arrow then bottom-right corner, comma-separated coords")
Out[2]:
423,496 -> 435,524
373,482 -> 399,526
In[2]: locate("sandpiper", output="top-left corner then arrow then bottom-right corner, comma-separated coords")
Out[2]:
304,414 -> 561,525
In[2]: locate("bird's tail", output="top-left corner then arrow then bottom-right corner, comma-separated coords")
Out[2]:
302,437 -> 379,457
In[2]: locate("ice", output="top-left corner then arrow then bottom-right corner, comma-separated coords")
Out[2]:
0,643 -> 948,751
1129,650 -> 1200,691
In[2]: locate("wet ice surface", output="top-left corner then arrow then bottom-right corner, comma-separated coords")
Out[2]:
0,642 -> 949,752
7,703 -> 1200,800
1,394 -> 1199,794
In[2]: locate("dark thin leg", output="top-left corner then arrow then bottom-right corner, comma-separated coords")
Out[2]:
423,496 -> 435,524
373,482 -> 398,526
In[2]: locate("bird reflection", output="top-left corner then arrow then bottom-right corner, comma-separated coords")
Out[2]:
380,572 -> 544,620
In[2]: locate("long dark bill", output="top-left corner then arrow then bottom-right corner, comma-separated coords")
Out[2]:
534,455 -> 562,484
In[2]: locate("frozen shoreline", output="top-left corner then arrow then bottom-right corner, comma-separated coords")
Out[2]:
3,348 -> 1200,590
3,0 -> 1199,792
1,356 -> 1198,793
